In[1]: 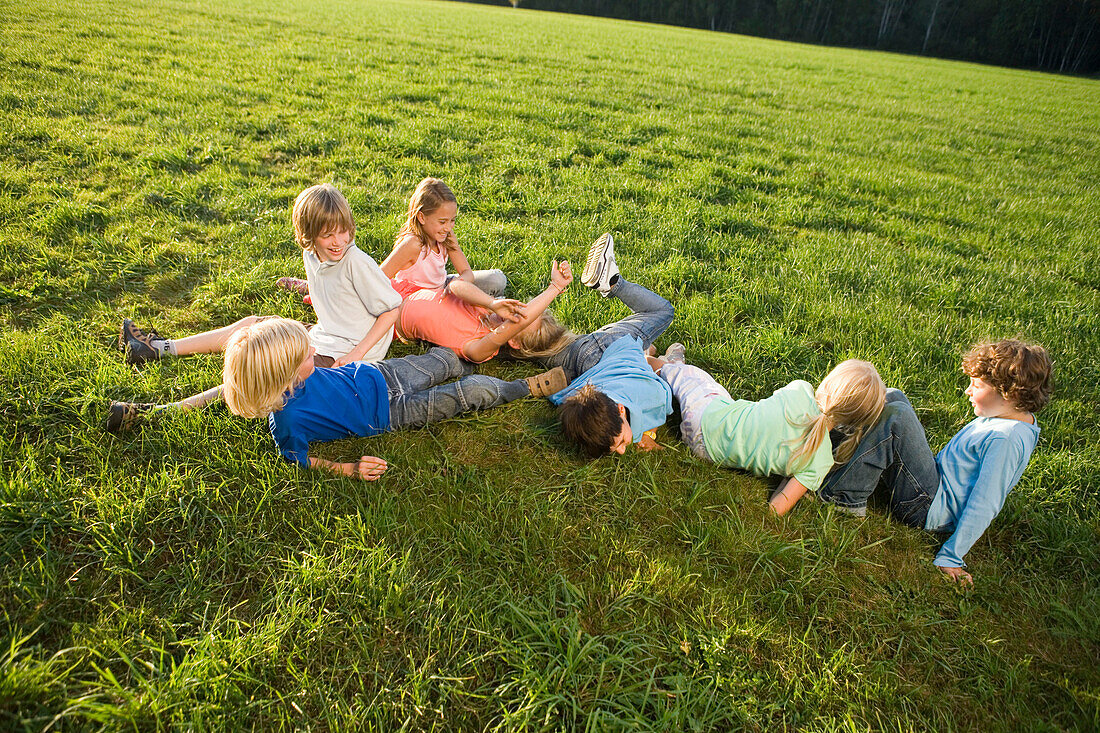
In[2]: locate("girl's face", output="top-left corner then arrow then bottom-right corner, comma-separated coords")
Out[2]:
314,228 -> 352,262
965,377 -> 1016,418
417,201 -> 458,246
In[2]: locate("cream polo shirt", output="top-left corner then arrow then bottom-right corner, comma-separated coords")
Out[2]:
304,243 -> 402,361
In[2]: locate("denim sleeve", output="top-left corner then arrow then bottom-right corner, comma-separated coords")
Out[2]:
933,435 -> 1024,568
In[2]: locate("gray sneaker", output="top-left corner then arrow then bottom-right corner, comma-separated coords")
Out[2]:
580,233 -> 620,297
105,401 -> 156,433
121,319 -> 168,365
664,343 -> 686,363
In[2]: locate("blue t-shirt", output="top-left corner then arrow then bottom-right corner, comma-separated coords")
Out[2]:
548,336 -> 672,442
269,363 -> 391,467
924,416 -> 1040,568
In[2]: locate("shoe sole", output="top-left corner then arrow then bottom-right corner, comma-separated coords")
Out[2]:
581,233 -> 613,288
105,404 -> 122,433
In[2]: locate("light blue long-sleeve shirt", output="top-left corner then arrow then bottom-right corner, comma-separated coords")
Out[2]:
548,336 -> 673,442
924,416 -> 1039,568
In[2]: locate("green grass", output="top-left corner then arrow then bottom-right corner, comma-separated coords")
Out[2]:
2,0 -> 1099,728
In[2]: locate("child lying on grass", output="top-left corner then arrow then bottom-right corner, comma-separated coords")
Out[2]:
115,317 -> 564,479
637,347 -> 887,516
395,259 -> 573,364
818,339 -> 1053,585
537,233 -> 676,454
393,231 -> 677,453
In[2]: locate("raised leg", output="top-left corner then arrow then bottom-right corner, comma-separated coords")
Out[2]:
590,279 -> 675,350
541,278 -> 675,380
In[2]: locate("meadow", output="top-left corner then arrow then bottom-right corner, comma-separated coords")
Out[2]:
2,0 -> 1099,728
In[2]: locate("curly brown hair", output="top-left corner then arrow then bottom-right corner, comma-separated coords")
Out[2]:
962,339 -> 1052,413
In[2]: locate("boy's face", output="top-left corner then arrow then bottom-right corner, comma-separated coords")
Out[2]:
609,403 -> 632,454
314,229 -> 352,263
965,377 -> 1018,418
416,201 -> 458,246
296,346 -> 317,384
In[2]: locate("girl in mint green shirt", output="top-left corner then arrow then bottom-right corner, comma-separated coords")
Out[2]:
651,349 -> 887,515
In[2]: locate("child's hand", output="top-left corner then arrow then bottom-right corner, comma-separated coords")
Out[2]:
490,298 -> 527,323
550,259 -> 573,292
937,565 -> 974,586
333,351 -> 363,368
312,455 -> 388,480
637,431 -> 663,451
346,456 -> 388,481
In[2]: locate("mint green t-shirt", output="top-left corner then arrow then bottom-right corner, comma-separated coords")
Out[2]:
699,379 -> 834,492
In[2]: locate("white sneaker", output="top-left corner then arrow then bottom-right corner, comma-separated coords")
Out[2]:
580,233 -> 620,297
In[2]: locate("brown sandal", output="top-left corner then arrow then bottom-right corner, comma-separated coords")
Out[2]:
525,366 -> 568,398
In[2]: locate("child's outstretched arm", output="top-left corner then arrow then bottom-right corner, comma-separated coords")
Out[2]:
309,455 -> 388,481
380,235 -> 423,279
462,260 -> 572,364
769,477 -> 809,516
333,307 -> 400,367
447,278 -> 527,324
938,566 -> 974,586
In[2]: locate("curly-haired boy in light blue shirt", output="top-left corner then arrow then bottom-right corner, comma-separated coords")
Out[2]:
820,339 -> 1053,585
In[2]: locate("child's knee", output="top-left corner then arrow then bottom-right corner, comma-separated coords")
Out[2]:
481,269 -> 507,296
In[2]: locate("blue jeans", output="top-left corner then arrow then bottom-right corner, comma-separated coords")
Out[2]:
819,389 -> 939,528
375,348 -> 530,430
537,279 -> 674,380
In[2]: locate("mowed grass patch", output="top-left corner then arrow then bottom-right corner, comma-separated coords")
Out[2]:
2,0 -> 1099,728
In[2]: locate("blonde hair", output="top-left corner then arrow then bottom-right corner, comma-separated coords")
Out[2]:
223,318 -> 311,418
293,183 -> 356,253
396,177 -> 459,253
788,359 -> 887,473
503,310 -> 578,359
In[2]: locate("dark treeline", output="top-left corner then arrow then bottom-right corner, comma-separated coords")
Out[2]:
458,0 -> 1100,74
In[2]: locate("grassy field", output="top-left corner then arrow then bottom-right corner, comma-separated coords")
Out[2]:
2,0 -> 1099,728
